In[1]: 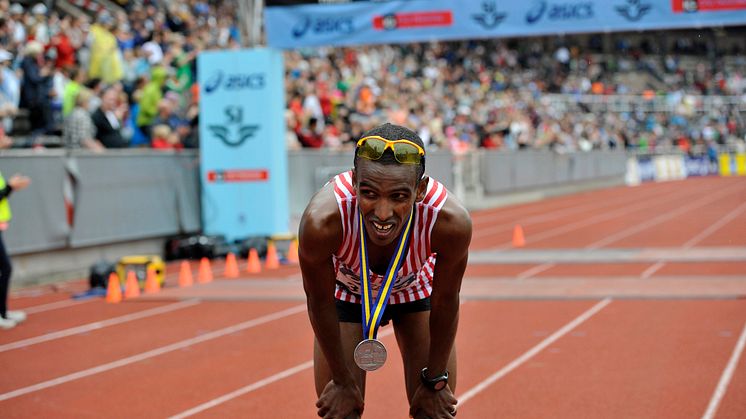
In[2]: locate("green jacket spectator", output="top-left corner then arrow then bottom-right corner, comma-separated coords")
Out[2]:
136,67 -> 168,130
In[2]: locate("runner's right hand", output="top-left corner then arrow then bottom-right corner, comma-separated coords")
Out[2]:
316,380 -> 364,419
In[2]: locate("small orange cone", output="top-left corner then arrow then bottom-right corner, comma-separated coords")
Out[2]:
106,272 -> 122,303
512,224 -> 526,248
247,248 -> 261,273
224,252 -> 239,278
179,260 -> 193,287
124,270 -> 141,299
198,257 -> 213,284
287,239 -> 299,263
265,241 -> 279,270
144,266 -> 160,294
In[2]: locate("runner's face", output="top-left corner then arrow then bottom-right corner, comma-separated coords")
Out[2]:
354,160 -> 424,247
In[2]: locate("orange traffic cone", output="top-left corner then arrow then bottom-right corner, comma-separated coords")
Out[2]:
247,248 -> 261,273
124,270 -> 141,299
224,252 -> 239,278
265,241 -> 279,270
286,239 -> 299,264
512,224 -> 526,248
179,260 -> 193,287
144,266 -> 160,294
198,257 -> 213,284
106,272 -> 122,303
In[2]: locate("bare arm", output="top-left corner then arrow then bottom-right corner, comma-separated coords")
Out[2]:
299,184 -> 364,418
409,194 -> 471,419
427,195 -> 472,377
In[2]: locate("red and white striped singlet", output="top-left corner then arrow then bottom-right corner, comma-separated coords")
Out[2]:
331,170 -> 448,304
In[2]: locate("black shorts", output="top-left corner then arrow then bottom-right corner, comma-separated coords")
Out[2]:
335,297 -> 431,326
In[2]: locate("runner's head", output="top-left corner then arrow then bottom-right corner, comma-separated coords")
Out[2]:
353,123 -> 428,246
353,123 -> 426,181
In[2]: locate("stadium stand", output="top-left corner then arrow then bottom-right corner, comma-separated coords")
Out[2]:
0,1 -> 743,156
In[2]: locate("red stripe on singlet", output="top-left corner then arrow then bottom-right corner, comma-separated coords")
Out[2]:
423,181 -> 438,204
339,173 -> 354,196
432,186 -> 447,208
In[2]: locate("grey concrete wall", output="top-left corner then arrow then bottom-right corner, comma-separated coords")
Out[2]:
480,150 -> 626,194
1,150 -> 202,256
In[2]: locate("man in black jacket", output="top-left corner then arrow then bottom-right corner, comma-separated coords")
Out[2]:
91,87 -> 128,148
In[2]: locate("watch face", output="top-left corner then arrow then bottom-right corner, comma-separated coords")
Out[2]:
433,380 -> 447,391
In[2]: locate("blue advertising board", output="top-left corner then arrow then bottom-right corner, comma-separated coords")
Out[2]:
265,0 -> 746,48
198,49 -> 288,240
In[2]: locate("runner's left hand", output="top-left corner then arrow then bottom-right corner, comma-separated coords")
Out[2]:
409,384 -> 457,419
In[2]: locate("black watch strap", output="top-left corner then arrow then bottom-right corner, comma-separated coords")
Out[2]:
420,367 -> 449,391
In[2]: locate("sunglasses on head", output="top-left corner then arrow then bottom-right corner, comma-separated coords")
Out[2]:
355,135 -> 425,165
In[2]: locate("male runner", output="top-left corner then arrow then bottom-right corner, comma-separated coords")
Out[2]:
298,123 -> 472,418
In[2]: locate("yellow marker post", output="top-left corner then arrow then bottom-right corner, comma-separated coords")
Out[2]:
735,153 -> 746,176
719,153 -> 731,177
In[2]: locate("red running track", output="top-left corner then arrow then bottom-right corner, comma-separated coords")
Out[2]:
1,176 -> 745,418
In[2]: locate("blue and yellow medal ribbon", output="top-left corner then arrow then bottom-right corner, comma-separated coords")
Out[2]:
359,208 -> 414,340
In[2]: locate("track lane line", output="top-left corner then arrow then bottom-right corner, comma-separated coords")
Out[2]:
640,261 -> 665,279
472,183 -> 672,240
167,327 -> 398,418
701,320 -> 746,419
458,298 -> 612,405
683,202 -> 746,249
516,263 -> 555,280
470,180 -> 677,226
21,298 -> 92,314
641,199 -> 746,278
0,304 -> 306,402
487,181 -> 706,250
586,182 -> 746,250
0,300 -> 200,353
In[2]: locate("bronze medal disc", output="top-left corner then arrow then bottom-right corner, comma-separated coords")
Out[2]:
354,339 -> 387,371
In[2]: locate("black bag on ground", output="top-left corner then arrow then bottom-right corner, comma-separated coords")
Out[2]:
89,260 -> 116,289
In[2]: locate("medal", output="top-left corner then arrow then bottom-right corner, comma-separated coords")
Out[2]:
353,339 -> 387,371
355,207 -> 414,371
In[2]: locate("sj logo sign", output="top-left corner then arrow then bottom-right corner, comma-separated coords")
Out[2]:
208,106 -> 259,147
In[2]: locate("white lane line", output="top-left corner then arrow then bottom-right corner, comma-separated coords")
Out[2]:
701,320 -> 746,419
490,186 -> 697,250
170,361 -> 315,419
640,261 -> 665,279
168,327 -> 398,418
587,183 -> 745,250
0,300 -> 200,353
458,298 -> 612,405
21,298 -> 92,314
0,304 -> 306,402
642,199 -> 746,279
516,263 -> 555,280
471,180 -> 675,232
683,201 -> 746,249
472,186 -> 663,240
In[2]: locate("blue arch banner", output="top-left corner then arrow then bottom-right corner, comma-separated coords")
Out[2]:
265,0 -> 746,49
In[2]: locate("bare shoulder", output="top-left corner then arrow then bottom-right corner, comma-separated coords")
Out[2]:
298,182 -> 343,262
431,193 -> 472,256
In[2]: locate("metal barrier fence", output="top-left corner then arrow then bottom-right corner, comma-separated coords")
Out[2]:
2,149 -> 627,257
543,94 -> 746,114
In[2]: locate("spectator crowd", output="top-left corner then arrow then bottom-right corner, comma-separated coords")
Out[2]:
0,0 -> 744,155
0,0 -> 241,150
285,38 -> 746,155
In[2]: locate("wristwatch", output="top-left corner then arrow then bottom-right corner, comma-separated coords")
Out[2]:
420,367 -> 449,391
